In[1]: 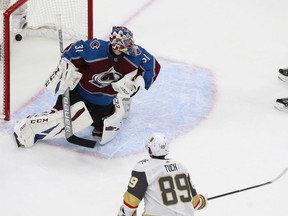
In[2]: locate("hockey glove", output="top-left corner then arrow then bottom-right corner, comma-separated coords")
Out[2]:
117,205 -> 137,216
193,194 -> 208,210
45,58 -> 82,95
112,74 -> 145,98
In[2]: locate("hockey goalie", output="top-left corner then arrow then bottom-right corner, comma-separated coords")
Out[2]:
14,26 -> 161,148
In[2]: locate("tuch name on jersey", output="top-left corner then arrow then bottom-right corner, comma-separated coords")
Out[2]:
164,163 -> 178,172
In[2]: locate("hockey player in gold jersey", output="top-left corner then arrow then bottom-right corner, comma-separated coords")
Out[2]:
117,133 -> 207,216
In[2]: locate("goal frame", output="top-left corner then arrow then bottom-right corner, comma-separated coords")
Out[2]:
1,0 -> 93,120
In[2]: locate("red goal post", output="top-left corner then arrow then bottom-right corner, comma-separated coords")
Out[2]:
0,0 -> 93,120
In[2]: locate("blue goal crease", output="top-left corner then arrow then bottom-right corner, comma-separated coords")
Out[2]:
0,59 -> 216,158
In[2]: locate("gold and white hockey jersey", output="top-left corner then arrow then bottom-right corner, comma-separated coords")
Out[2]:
122,158 -> 200,216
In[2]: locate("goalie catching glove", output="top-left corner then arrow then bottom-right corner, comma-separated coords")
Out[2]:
112,70 -> 145,98
45,58 -> 82,95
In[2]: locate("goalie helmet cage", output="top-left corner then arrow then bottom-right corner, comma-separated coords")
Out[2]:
0,0 -> 93,120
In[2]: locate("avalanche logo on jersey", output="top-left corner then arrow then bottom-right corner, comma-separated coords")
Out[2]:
89,66 -> 122,88
90,40 -> 100,49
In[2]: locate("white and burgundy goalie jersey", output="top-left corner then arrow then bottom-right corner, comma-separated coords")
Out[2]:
123,158 -> 198,216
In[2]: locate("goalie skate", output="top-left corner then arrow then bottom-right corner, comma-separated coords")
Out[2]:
274,98 -> 288,112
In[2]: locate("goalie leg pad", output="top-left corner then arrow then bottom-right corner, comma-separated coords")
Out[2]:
100,97 -> 125,144
117,96 -> 132,118
14,101 -> 93,148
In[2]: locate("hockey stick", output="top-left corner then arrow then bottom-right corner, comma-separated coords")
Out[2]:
56,14 -> 96,148
207,168 -> 288,200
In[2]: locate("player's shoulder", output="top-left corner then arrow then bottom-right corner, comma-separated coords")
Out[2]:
165,158 -> 189,171
133,158 -> 154,172
133,158 -> 183,172
69,38 -> 108,52
135,158 -> 151,166
133,44 -> 152,57
85,38 -> 109,49
122,44 -> 153,61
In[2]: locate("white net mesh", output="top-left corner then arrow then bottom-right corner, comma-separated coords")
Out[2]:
12,0 -> 89,41
0,0 -> 10,11
0,0 -> 91,120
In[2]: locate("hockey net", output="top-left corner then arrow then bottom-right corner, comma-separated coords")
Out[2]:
0,0 -> 93,120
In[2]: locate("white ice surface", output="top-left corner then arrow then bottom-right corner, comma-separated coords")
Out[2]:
1,0 -> 288,215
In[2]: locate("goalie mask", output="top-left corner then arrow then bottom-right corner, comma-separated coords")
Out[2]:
145,133 -> 169,157
109,26 -> 137,57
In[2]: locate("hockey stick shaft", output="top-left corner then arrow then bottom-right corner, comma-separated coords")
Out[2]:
56,15 -> 73,139
56,14 -> 64,57
56,14 -> 96,148
208,168 -> 288,200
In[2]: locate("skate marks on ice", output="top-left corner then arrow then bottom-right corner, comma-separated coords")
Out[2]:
0,59 -> 216,158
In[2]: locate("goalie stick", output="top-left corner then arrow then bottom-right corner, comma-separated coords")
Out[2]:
208,168 -> 288,200
56,14 -> 96,148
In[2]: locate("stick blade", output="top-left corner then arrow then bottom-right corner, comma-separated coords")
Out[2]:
67,135 -> 97,148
